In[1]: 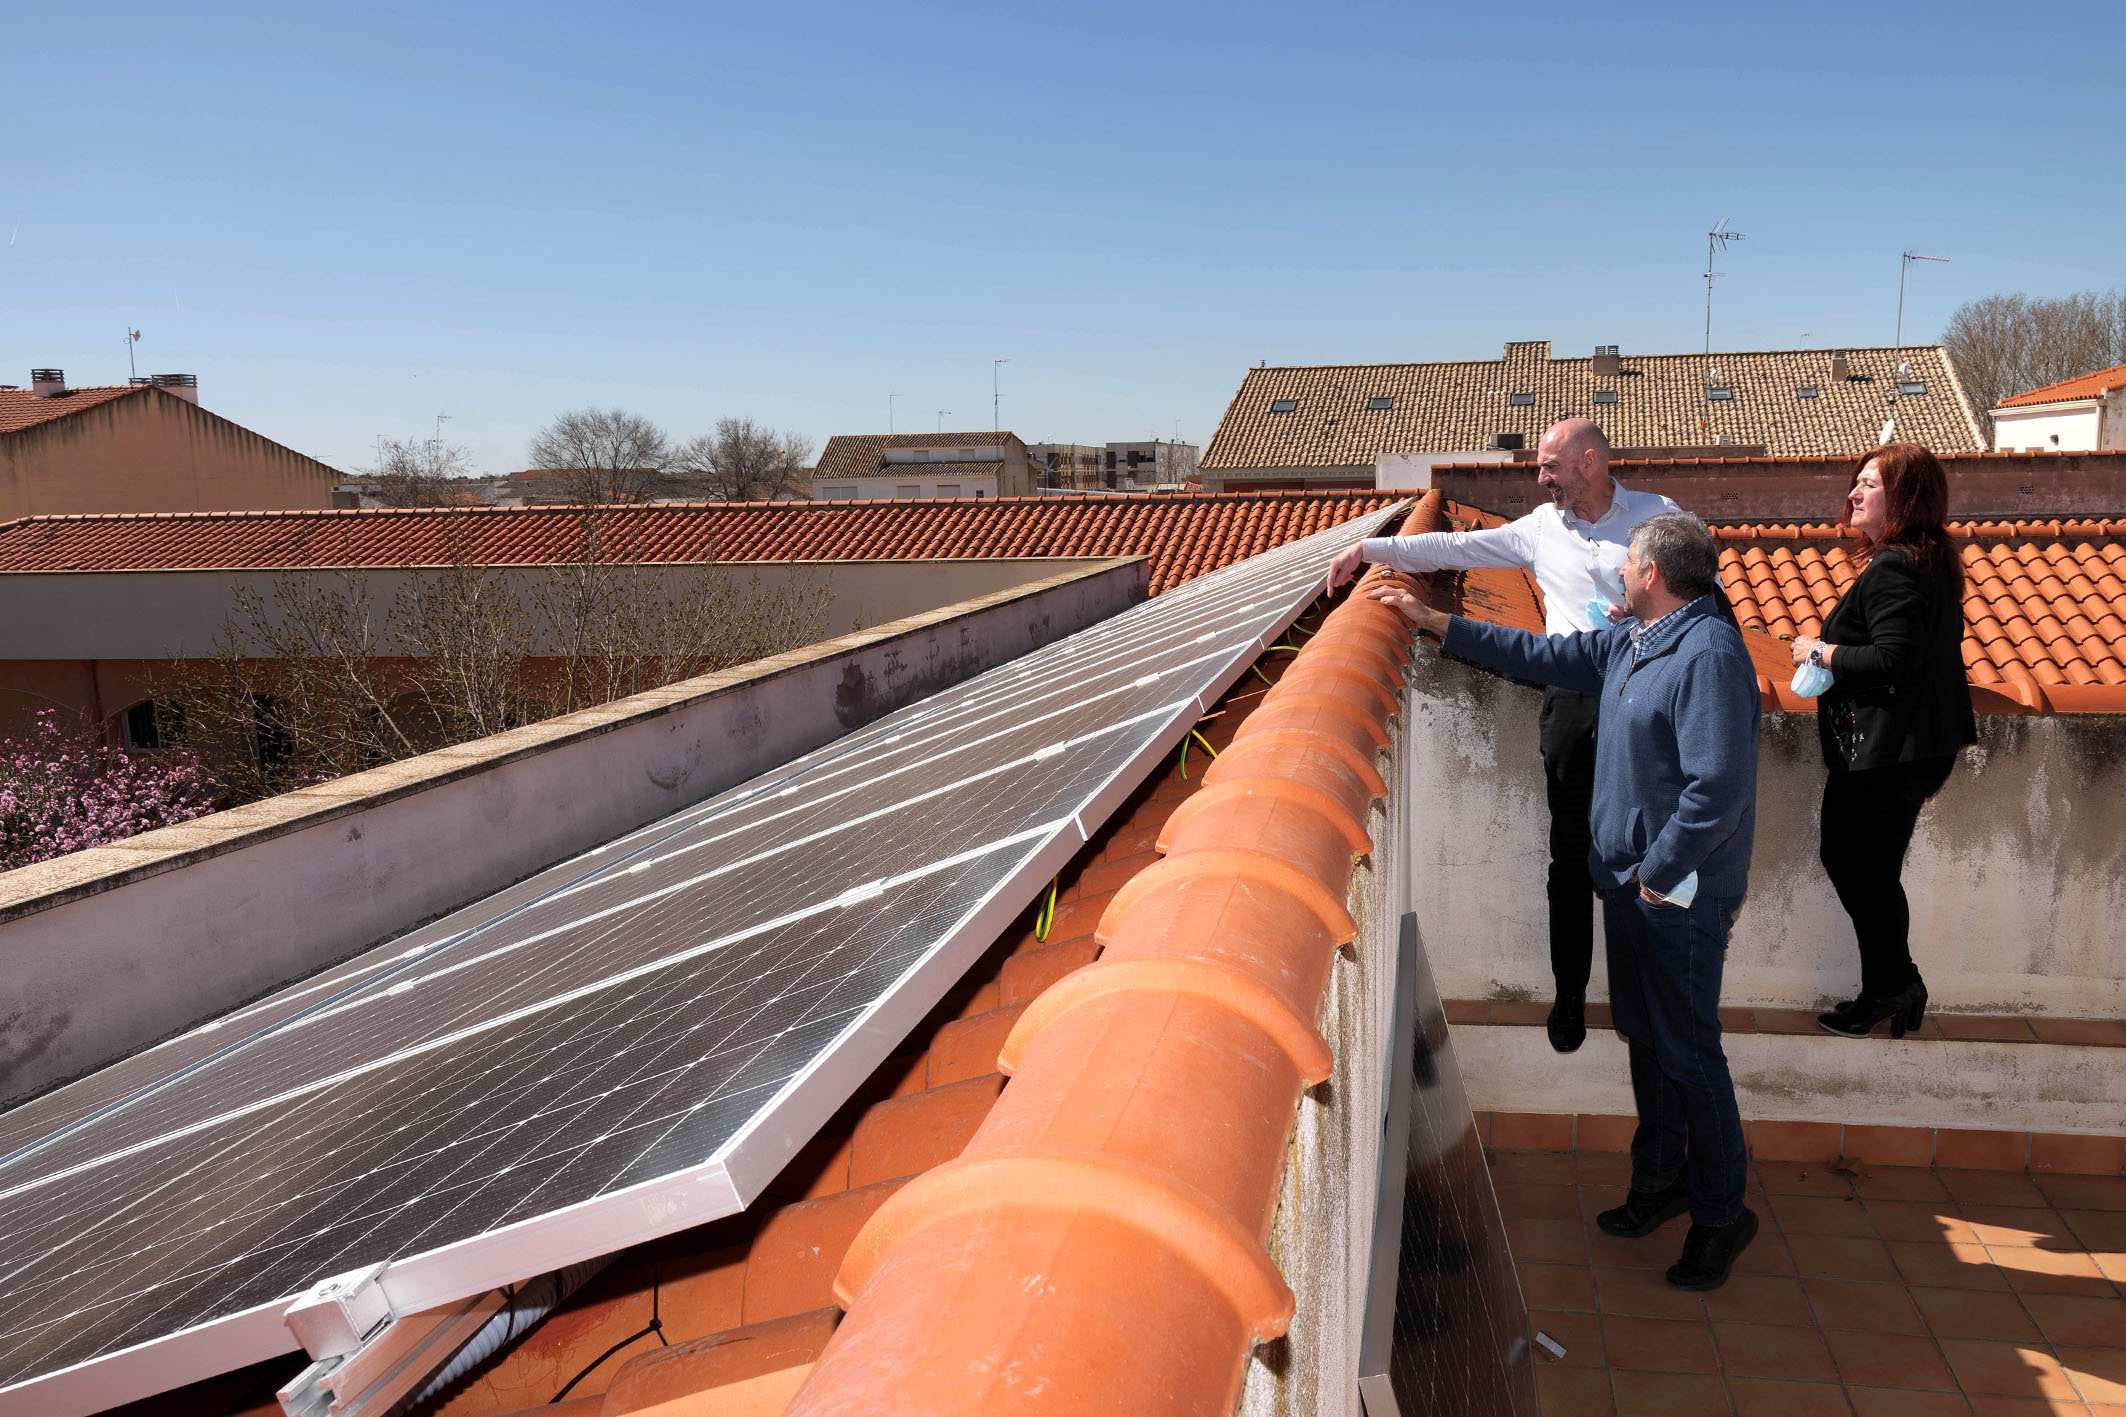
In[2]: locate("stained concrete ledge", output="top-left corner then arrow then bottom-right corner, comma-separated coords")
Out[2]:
1451,1022 -> 2126,1137
0,557 -> 1146,1104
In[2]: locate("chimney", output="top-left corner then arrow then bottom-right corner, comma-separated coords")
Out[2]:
150,373 -> 199,405
30,369 -> 66,398
1591,345 -> 1621,376
1831,351 -> 1852,381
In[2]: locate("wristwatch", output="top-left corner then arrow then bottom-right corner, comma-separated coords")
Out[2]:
1807,645 -> 1825,668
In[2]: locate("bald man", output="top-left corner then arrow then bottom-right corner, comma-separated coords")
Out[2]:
1326,418 -> 1680,1052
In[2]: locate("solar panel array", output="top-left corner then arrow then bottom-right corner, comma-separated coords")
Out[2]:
0,505 -> 1400,1411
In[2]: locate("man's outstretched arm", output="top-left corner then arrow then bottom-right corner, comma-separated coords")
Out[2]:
1325,517 -> 1538,591
1364,586 -> 1615,694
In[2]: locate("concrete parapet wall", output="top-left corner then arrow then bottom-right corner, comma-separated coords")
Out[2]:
1403,651 -> 2126,1021
0,559 -> 1147,1104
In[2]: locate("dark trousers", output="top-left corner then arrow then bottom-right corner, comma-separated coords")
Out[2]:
1820,755 -> 1957,1000
1538,687 -> 1599,998
1602,887 -> 1750,1227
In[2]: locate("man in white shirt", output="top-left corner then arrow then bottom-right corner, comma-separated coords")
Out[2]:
1325,418 -> 1681,1053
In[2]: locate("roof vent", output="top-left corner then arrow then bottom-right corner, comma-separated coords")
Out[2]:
1591,345 -> 1621,376
30,369 -> 65,398
1486,432 -> 1526,451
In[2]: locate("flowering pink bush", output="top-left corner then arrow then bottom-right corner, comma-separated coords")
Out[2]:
0,711 -> 221,871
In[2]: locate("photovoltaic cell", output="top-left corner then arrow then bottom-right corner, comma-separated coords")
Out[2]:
0,506 -> 1400,1412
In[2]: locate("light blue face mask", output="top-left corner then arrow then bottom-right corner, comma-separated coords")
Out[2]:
1791,662 -> 1834,698
1664,871 -> 1698,907
1585,596 -> 1616,628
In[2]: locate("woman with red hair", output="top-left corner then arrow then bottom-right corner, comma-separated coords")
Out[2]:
1790,444 -> 1976,1039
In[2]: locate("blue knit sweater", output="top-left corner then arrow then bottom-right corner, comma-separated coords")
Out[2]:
1442,596 -> 1760,897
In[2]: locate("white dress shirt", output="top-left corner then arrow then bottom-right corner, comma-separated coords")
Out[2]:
1361,482 -> 1682,635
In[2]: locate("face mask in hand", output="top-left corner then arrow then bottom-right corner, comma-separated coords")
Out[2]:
1663,871 -> 1698,907
1790,662 -> 1834,698
1585,596 -> 1617,628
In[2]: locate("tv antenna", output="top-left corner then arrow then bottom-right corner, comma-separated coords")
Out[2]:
1896,250 -> 1950,347
936,408 -> 950,433
888,391 -> 900,433
1703,220 -> 1746,359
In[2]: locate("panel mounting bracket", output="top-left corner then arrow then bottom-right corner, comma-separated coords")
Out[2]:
277,1264 -> 503,1417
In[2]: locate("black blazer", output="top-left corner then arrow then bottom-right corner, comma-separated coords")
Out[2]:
1817,547 -> 1978,771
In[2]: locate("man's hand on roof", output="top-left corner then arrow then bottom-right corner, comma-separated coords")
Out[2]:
1325,544 -> 1367,593
1365,585 -> 1449,639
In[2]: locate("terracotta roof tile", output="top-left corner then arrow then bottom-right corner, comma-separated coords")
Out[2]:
0,491 -> 1401,595
1204,342 -> 1983,473
0,384 -> 150,434
1996,362 -> 2126,409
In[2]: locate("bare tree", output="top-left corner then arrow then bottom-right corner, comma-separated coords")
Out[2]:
1944,288 -> 2126,440
528,408 -> 671,503
366,435 -> 478,508
669,418 -> 815,501
155,537 -> 834,804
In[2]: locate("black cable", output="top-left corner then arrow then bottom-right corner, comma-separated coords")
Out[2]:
548,1271 -> 664,1404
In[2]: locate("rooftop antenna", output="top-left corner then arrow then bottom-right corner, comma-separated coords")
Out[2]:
992,358 -> 1009,440
1897,250 -> 1950,347
888,391 -> 900,434
1703,219 -> 1746,360
936,408 -> 950,433
125,327 -> 141,381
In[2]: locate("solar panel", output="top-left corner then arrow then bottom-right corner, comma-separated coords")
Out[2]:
0,505 -> 1403,1414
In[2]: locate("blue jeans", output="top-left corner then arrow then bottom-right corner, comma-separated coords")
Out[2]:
1602,886 -> 1749,1227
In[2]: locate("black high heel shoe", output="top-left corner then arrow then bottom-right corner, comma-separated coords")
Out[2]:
1818,982 -> 1927,1038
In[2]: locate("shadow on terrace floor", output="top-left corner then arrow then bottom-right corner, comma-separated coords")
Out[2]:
1501,1148 -> 2126,1415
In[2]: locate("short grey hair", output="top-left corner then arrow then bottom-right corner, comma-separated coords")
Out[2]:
1629,512 -> 1719,598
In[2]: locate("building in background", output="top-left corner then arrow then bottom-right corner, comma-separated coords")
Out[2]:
811,431 -> 1037,499
1026,442 -> 1106,489
1199,340 -> 1986,491
1026,440 -> 1200,491
0,369 -> 342,518
1992,362 -> 2126,452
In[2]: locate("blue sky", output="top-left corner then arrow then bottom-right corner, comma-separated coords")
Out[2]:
4,0 -> 2117,475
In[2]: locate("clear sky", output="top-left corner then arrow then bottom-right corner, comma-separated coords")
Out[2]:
4,0 -> 2117,476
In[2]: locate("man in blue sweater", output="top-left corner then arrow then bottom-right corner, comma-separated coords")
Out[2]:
1369,512 -> 1762,1290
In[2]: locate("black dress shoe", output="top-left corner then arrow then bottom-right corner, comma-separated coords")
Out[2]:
1666,1207 -> 1759,1291
1595,1176 -> 1689,1238
1546,993 -> 1586,1053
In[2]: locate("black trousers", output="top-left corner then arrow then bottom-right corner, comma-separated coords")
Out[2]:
1538,687 -> 1600,999
1819,755 -> 1957,1000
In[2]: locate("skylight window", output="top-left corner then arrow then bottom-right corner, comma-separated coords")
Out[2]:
1507,391 -> 1536,407
1796,385 -> 1820,400
1268,398 -> 1298,414
1365,395 -> 1394,411
1706,385 -> 1735,402
1897,380 -> 1928,396
1592,389 -> 1618,405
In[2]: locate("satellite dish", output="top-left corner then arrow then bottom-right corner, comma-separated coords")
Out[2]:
1896,360 -> 1912,378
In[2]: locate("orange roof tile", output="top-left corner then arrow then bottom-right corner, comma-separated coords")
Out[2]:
0,492 -> 1401,595
1996,362 -> 2126,409
1713,519 -> 2126,713
0,384 -> 151,434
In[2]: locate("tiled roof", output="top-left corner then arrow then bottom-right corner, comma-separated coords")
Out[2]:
1718,519 -> 2126,713
1996,362 -> 2126,409
1429,501 -> 2126,713
1202,341 -> 1986,472
0,492 -> 1402,595
0,384 -> 150,434
814,431 -> 1022,482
